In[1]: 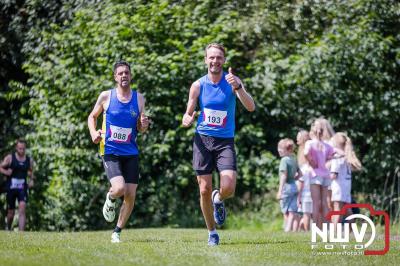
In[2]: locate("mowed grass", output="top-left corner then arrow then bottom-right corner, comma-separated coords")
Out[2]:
0,228 -> 399,266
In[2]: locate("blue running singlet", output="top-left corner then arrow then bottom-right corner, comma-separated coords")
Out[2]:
195,74 -> 236,138
100,89 -> 140,156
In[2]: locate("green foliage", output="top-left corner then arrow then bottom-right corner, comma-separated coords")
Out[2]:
246,0 -> 400,196
17,0 -> 252,230
3,0 -> 400,229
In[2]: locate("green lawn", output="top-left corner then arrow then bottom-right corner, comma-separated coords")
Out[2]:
0,228 -> 398,266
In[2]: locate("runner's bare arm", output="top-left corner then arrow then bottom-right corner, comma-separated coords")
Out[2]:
28,158 -> 35,188
88,91 -> 109,144
137,92 -> 149,133
234,79 -> 255,112
182,80 -> 200,127
0,154 -> 12,176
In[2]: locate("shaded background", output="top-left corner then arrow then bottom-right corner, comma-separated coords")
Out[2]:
0,0 -> 399,230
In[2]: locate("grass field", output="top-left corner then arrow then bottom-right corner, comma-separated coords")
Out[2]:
0,227 -> 399,266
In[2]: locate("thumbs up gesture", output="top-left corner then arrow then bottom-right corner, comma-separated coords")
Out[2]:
182,111 -> 196,127
225,67 -> 241,90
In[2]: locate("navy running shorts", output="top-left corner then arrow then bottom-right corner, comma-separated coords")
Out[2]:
192,133 -> 237,176
7,189 -> 28,209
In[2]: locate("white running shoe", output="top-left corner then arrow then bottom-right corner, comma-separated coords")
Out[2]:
111,232 -> 121,243
103,192 -> 116,222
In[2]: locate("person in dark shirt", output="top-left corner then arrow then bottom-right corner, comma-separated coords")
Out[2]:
0,139 -> 35,231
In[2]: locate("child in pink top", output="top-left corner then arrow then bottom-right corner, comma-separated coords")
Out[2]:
304,120 -> 335,229
304,139 -> 335,180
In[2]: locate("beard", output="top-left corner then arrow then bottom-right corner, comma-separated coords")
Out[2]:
121,80 -> 130,87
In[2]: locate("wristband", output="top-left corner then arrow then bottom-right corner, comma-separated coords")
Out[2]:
234,83 -> 242,91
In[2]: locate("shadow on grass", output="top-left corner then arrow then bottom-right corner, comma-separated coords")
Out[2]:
221,240 -> 292,245
121,238 -> 297,245
122,238 -> 204,243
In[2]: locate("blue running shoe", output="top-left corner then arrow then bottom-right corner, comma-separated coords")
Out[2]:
212,189 -> 226,225
208,233 -> 219,246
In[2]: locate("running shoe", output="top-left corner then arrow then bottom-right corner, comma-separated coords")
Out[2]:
208,233 -> 219,246
212,189 -> 226,225
103,192 -> 116,222
111,232 -> 121,243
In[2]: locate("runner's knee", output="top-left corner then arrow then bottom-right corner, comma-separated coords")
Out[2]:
199,185 -> 212,197
112,184 -> 125,197
220,185 -> 235,198
18,201 -> 26,211
123,191 -> 136,203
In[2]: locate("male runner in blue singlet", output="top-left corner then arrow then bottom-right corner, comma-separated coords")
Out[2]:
88,61 -> 149,243
0,139 -> 35,231
182,43 -> 255,246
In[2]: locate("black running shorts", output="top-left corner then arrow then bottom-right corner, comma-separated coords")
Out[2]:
7,189 -> 28,209
102,154 -> 139,184
193,133 -> 237,176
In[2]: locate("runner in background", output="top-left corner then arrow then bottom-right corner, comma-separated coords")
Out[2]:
0,139 -> 35,231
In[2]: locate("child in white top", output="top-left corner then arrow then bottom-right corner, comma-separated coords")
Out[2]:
296,130 -> 313,231
330,132 -> 362,226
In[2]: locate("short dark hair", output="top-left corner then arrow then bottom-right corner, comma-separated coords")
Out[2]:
113,60 -> 131,73
16,138 -> 27,146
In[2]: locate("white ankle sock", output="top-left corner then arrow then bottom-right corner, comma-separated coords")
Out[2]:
108,194 -> 116,202
209,229 -> 217,236
213,192 -> 223,204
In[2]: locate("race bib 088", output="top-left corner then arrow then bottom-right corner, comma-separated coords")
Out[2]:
203,108 -> 227,127
109,125 -> 132,143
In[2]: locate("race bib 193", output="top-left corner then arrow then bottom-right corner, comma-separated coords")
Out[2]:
10,178 -> 25,189
109,125 -> 132,143
203,108 -> 227,127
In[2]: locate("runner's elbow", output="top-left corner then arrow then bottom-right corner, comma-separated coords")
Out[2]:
247,104 -> 255,112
